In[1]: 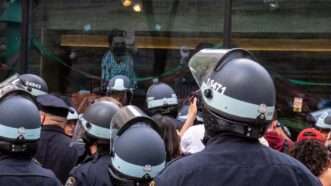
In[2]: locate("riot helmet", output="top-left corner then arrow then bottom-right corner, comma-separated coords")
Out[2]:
0,95 -> 41,156
18,74 -> 48,97
73,101 -> 120,144
65,107 -> 79,137
315,111 -> 331,130
109,122 -> 166,183
67,107 -> 79,121
110,105 -> 160,140
107,75 -> 133,105
0,74 -> 36,101
146,82 -> 178,117
189,48 -> 276,139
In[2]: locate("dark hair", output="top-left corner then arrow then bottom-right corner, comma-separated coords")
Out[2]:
289,140 -> 328,176
96,142 -> 110,155
83,133 -> 110,155
152,114 -> 180,161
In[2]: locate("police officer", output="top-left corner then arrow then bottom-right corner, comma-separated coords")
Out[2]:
65,101 -> 120,186
107,75 -> 134,105
35,94 -> 84,184
146,82 -> 178,117
146,82 -> 182,129
154,49 -> 321,186
109,105 -> 167,186
0,93 -> 61,185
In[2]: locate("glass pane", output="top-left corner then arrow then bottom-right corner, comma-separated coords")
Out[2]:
23,0 -> 225,99
233,0 -> 331,135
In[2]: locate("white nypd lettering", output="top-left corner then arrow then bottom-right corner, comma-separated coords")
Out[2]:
206,78 -> 227,95
25,81 -> 42,89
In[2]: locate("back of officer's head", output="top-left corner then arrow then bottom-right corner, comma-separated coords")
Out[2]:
0,95 -> 41,158
110,123 -> 166,184
145,82 -> 178,118
189,49 -> 275,140
106,75 -> 133,105
78,101 -> 120,154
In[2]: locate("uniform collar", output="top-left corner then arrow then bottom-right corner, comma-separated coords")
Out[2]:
42,125 -> 65,134
206,132 -> 259,146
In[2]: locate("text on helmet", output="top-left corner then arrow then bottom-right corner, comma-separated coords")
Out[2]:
206,78 -> 227,95
25,81 -> 42,89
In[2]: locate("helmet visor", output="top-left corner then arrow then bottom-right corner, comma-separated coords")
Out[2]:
111,105 -> 159,138
71,115 -> 86,144
0,74 -> 20,88
189,49 -> 228,87
189,48 -> 255,87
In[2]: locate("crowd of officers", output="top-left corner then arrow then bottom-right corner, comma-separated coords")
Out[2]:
0,48 -> 328,186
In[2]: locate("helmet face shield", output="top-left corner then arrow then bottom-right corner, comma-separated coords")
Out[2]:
0,74 -> 47,98
110,105 -> 160,139
0,74 -> 20,87
189,49 -> 226,87
0,76 -> 34,102
71,116 -> 86,144
189,49 -> 254,87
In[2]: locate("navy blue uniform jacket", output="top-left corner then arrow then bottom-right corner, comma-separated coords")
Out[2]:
155,134 -> 321,186
35,125 -> 84,183
67,154 -> 113,186
0,156 -> 61,186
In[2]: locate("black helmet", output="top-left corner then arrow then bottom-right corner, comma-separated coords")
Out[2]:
315,111 -> 331,130
189,48 -> 276,138
18,74 -> 48,97
0,95 -> 41,154
107,75 -> 133,104
74,101 -> 120,143
110,105 -> 160,140
109,124 -> 166,183
146,82 -> 178,117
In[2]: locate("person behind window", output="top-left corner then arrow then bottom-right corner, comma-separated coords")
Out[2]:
101,29 -> 136,89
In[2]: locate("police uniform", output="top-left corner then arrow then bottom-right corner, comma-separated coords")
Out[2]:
36,125 -> 84,183
0,156 -> 61,186
155,134 -> 321,186
35,95 -> 84,183
66,155 -> 113,186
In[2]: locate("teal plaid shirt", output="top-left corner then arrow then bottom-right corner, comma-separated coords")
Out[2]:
101,50 -> 136,87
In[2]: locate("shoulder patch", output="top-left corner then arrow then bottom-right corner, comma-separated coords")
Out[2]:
65,176 -> 77,186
